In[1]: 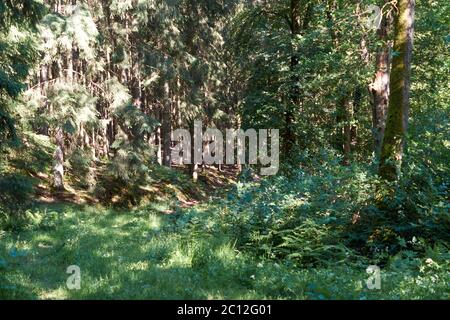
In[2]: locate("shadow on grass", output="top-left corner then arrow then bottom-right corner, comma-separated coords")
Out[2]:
0,203 -> 269,299
1,202 -> 448,300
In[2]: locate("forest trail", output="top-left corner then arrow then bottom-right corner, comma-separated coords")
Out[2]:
34,163 -> 241,209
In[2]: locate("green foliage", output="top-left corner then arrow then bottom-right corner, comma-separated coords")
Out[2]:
0,203 -> 448,299
95,151 -> 152,206
0,174 -> 35,213
66,148 -> 96,190
94,79 -> 159,206
0,133 -> 53,219
38,3 -> 99,63
0,0 -> 44,144
227,1 -> 374,157
41,82 -> 98,134
0,0 -> 448,301
354,158 -> 450,260
179,147 -> 448,273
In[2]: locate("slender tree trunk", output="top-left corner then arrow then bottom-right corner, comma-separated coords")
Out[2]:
284,0 -> 301,158
67,43 -> 73,83
130,29 -> 142,107
328,0 -> 352,163
371,5 -> 392,157
351,87 -> 362,148
162,81 -> 172,167
337,95 -> 351,165
352,3 -> 371,152
235,116 -> 242,173
326,0 -> 338,46
379,0 -> 415,181
53,128 -> 65,190
156,125 -> 163,165
343,104 -> 351,165
190,122 -> 199,181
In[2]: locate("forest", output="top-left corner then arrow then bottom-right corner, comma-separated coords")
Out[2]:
0,0 -> 449,300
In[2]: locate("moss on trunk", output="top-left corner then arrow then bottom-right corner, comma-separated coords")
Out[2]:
379,0 -> 415,181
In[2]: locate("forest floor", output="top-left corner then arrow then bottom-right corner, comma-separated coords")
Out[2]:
1,182 -> 449,299
1,199 -> 448,299
1,134 -> 448,299
1,143 -> 276,299
1,201 -> 265,299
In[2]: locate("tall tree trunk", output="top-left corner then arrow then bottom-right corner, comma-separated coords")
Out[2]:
379,0 -> 415,181
129,29 -> 142,107
343,102 -> 351,165
371,4 -> 392,157
53,128 -> 65,190
67,43 -> 73,83
156,125 -> 163,166
162,81 -> 172,167
328,0 -> 352,163
351,87 -> 362,149
190,121 -> 199,181
284,0 -> 301,158
284,0 -> 313,157
352,2 -> 371,152
337,95 -> 351,165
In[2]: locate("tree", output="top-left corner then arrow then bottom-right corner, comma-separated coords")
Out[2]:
0,0 -> 44,143
379,0 -> 415,181
370,0 -> 392,157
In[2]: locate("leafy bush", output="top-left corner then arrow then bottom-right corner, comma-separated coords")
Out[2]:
67,148 -> 96,190
179,149 -> 449,271
0,174 -> 35,212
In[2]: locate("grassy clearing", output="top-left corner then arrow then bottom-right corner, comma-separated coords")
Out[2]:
1,201 -> 448,300
1,134 -> 448,299
0,135 -> 448,300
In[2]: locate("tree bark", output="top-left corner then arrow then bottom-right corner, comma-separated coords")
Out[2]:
336,95 -> 351,165
53,128 -> 65,190
379,0 -> 415,181
371,4 -> 392,157
162,81 -> 172,167
284,0 -> 301,158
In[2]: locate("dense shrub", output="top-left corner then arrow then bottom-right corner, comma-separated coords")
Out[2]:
180,150 -> 449,269
67,148 -> 97,190
0,174 -> 35,212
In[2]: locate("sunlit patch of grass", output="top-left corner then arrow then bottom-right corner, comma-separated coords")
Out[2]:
127,261 -> 150,271
166,248 -> 194,268
40,287 -> 68,300
214,243 -> 240,263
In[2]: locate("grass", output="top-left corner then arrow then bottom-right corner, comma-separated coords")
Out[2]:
1,202 -> 260,299
0,135 -> 448,299
1,201 -> 448,300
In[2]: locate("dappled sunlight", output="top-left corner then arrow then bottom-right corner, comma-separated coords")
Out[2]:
166,248 -> 195,269
1,201 -> 448,299
39,287 -> 69,300
1,0 -> 448,301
